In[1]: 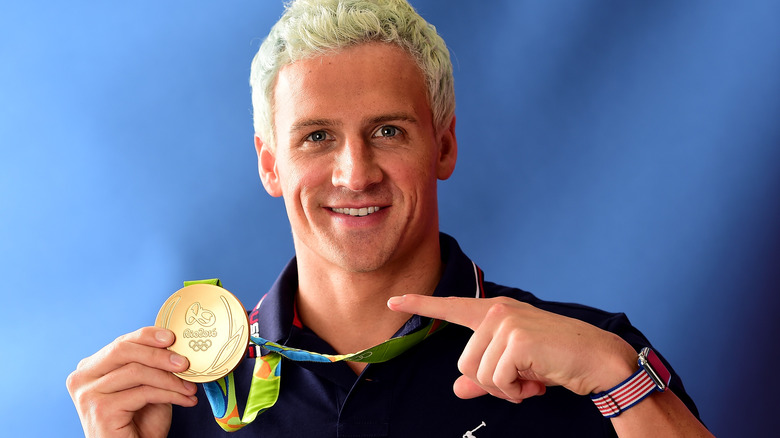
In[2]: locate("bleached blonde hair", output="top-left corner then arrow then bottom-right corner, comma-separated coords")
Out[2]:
250,0 -> 455,147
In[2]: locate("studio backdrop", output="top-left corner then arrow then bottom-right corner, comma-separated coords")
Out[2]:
1,1 -> 778,436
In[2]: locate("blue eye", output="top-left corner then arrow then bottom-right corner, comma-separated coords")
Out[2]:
374,126 -> 398,137
307,131 -> 328,142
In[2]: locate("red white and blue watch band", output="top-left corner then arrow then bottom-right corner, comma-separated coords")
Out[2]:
591,347 -> 672,417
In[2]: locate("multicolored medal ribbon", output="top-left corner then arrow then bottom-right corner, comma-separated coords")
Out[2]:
180,279 -> 448,432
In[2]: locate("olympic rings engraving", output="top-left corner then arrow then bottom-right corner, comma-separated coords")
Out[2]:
189,339 -> 213,352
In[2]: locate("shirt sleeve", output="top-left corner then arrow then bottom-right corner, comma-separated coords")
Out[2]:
484,281 -> 703,423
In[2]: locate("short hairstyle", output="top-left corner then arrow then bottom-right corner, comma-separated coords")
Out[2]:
250,0 -> 455,147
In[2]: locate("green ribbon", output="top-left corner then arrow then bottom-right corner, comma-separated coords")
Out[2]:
185,279 -> 447,432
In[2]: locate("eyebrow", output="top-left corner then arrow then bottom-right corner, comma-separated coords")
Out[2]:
290,118 -> 340,133
288,112 -> 419,134
366,112 -> 418,125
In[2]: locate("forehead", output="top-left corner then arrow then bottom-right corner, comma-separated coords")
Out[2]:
272,42 -> 431,132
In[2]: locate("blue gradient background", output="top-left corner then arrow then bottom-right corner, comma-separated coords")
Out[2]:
2,1 -> 778,436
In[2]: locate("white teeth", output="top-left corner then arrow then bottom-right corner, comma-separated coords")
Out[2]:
331,206 -> 381,217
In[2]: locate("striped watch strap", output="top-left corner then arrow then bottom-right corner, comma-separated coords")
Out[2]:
591,347 -> 671,417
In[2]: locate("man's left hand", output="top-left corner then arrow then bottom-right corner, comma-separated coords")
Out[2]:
387,295 -> 638,403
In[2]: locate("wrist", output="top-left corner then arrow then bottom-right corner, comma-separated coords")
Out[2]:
591,347 -> 672,417
591,336 -> 639,394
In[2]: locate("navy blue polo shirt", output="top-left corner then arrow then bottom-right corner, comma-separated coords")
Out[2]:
170,233 -> 700,437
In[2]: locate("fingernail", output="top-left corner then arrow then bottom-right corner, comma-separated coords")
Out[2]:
170,353 -> 187,367
183,380 -> 197,392
387,296 -> 405,307
155,330 -> 173,344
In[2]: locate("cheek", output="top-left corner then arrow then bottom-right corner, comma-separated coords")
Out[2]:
389,155 -> 438,190
278,157 -> 331,200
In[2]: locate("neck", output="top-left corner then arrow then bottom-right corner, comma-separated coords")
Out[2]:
293,234 -> 443,372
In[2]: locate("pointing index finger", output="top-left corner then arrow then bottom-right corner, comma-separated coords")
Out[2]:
387,294 -> 488,330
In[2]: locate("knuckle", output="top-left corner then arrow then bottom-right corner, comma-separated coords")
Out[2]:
110,361 -> 160,390
75,356 -> 89,370
138,383 -> 151,400
152,346 -> 174,368
139,383 -> 162,403
137,326 -> 159,340
65,370 -> 81,393
105,338 -> 124,357
505,327 -> 527,347
114,327 -> 147,345
89,394 -> 111,419
457,355 -> 476,377
485,302 -> 512,319
476,367 -> 493,386
113,331 -> 132,344
491,296 -> 517,306
72,385 -> 97,413
122,361 -> 144,381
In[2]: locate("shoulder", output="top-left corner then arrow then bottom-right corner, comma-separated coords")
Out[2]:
483,281 -> 650,349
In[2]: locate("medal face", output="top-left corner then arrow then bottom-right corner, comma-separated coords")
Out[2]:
155,284 -> 249,383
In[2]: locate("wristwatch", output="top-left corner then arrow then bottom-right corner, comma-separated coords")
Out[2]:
590,347 -> 672,417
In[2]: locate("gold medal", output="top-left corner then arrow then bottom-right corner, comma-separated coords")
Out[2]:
155,283 -> 249,383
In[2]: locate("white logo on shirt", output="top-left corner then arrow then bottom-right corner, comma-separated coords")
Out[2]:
462,421 -> 486,438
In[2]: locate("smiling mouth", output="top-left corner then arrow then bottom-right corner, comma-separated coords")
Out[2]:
330,206 -> 382,217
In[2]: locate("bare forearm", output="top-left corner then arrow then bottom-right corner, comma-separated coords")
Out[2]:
611,390 -> 713,438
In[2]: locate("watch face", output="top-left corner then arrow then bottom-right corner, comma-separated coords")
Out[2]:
641,347 -> 672,390
155,284 -> 249,383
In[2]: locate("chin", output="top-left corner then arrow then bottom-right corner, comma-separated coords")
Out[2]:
334,257 -> 387,274
328,248 -> 394,274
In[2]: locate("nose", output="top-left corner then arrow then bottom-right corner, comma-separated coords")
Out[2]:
331,137 -> 382,191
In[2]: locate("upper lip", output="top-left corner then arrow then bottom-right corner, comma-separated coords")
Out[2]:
324,198 -> 391,209
327,203 -> 385,209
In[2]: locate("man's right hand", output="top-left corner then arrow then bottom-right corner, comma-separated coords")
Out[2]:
66,327 -> 199,438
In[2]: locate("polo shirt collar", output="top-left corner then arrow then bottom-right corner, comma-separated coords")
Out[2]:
250,233 -> 483,345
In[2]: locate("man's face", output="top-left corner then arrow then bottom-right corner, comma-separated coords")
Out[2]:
257,42 -> 457,273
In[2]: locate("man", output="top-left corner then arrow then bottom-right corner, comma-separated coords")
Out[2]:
67,0 -> 713,436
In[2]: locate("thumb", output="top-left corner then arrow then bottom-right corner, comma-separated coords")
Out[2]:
453,375 -> 490,399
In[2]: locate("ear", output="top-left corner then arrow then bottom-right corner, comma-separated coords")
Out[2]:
436,115 -> 458,180
255,135 -> 282,197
